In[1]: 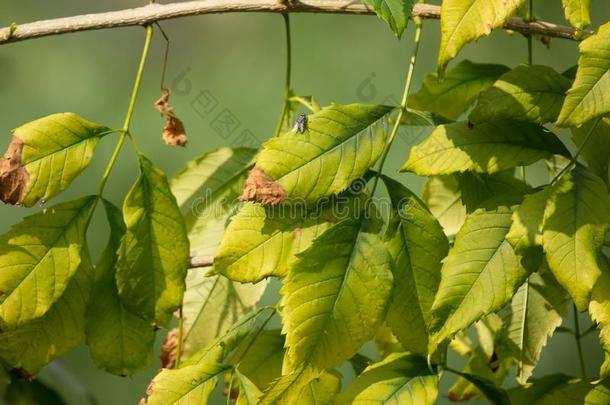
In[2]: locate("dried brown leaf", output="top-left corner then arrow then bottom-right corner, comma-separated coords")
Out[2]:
154,89 -> 188,147
159,327 -> 184,369
240,168 -> 287,205
0,137 -> 29,206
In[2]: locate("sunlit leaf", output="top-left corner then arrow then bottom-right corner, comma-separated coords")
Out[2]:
3,376 -> 68,405
231,329 -> 284,390
0,196 -> 95,328
297,370 -> 341,405
409,60 -> 509,120
557,21 -> 610,127
449,368 -> 510,405
437,0 -> 524,74
430,205 -> 528,351
590,255 -> 610,352
116,155 -> 190,327
251,103 -> 392,204
401,120 -> 568,175
5,113 -> 110,207
422,175 -> 466,237
470,64 -> 571,124
338,353 -> 438,404
562,0 -> 591,30
282,219 -> 393,370
570,118 -> 610,185
542,165 -> 610,311
85,200 -> 155,376
382,176 -> 449,354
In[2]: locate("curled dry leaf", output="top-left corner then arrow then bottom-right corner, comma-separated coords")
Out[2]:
159,327 -> 185,369
0,137 -> 28,205
154,89 -> 188,147
240,168 -> 287,205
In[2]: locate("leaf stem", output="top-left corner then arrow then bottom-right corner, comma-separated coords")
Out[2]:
550,117 -> 601,184
98,25 -> 154,197
273,14 -> 292,138
573,302 -> 587,378
370,3 -> 424,195
225,368 -> 234,405
175,305 -> 184,368
526,0 -> 533,64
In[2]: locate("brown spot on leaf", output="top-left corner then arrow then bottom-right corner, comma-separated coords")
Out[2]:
0,137 -> 29,206
159,327 -> 185,369
486,23 -> 493,33
292,228 -> 302,238
240,168 -> 287,205
154,88 -> 188,147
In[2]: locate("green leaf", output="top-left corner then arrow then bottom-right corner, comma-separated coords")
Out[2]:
382,176 -> 449,355
282,219 -> 393,370
506,187 -> 553,253
145,360 -> 229,404
258,366 -> 320,405
571,118 -> 610,185
4,376 -> 68,405
437,0 -> 524,74
508,374 -> 573,404
601,353 -> 610,379
0,196 -> 96,329
236,370 -> 264,405
590,255 -> 610,352
232,329 -> 284,390
296,370 -> 342,405
409,60 -> 509,120
0,244 -> 94,374
458,171 -> 528,212
182,272 -> 267,358
533,378 -> 610,404
542,165 -> 610,311
448,368 -> 510,405
85,200 -> 155,376
361,0 -> 413,38
422,175 -> 467,237
401,120 -> 569,175
469,64 -> 571,124
338,353 -> 438,404
7,113 -> 110,207
214,202 -> 333,283
503,271 -> 568,384
562,0 -> 591,30
430,205 -> 528,351
116,155 -> 190,327
250,103 -> 392,204
557,21 -> 610,127
170,147 -> 256,257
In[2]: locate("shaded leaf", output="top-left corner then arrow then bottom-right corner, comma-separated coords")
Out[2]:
236,369 -> 263,405
401,120 -> 568,175
543,165 -> 610,310
338,353 -> 438,404
232,329 -> 284,390
4,376 -> 68,405
0,113 -> 109,207
470,64 -> 571,124
182,272 -> 267,358
282,219 -> 393,370
535,378 -> 610,404
85,200 -> 155,376
382,176 -> 449,354
508,374 -> 573,404
249,103 -> 392,204
258,366 -> 320,405
437,0 -> 524,74
503,271 -> 568,383
448,368 -> 510,405
570,118 -> 610,185
430,205 -> 528,351
116,155 -> 190,327
409,60 -> 509,120
0,196 -> 96,328
557,21 -> 610,127
362,0 -> 413,38
171,147 -> 256,257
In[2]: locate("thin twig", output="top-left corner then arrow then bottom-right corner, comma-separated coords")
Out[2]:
273,14 -> 291,138
190,255 -> 214,268
573,302 -> 587,379
155,22 -> 170,90
0,1 -> 589,46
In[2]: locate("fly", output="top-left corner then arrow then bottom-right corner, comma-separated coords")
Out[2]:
294,113 -> 308,134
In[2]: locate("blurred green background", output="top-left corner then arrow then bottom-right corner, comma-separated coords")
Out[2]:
1,1 -> 609,403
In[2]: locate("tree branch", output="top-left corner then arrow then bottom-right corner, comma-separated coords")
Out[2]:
0,0 -> 589,45
190,255 -> 214,268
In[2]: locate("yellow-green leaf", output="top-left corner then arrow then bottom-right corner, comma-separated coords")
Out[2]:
571,118 -> 610,185
422,175 -> 467,237
557,21 -> 610,127
362,0 -> 413,38
437,0 -> 524,74
562,0 -> 591,30
0,196 -> 96,329
590,255 -> 610,352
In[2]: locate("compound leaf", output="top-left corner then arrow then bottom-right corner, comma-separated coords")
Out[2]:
362,0 -> 413,38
